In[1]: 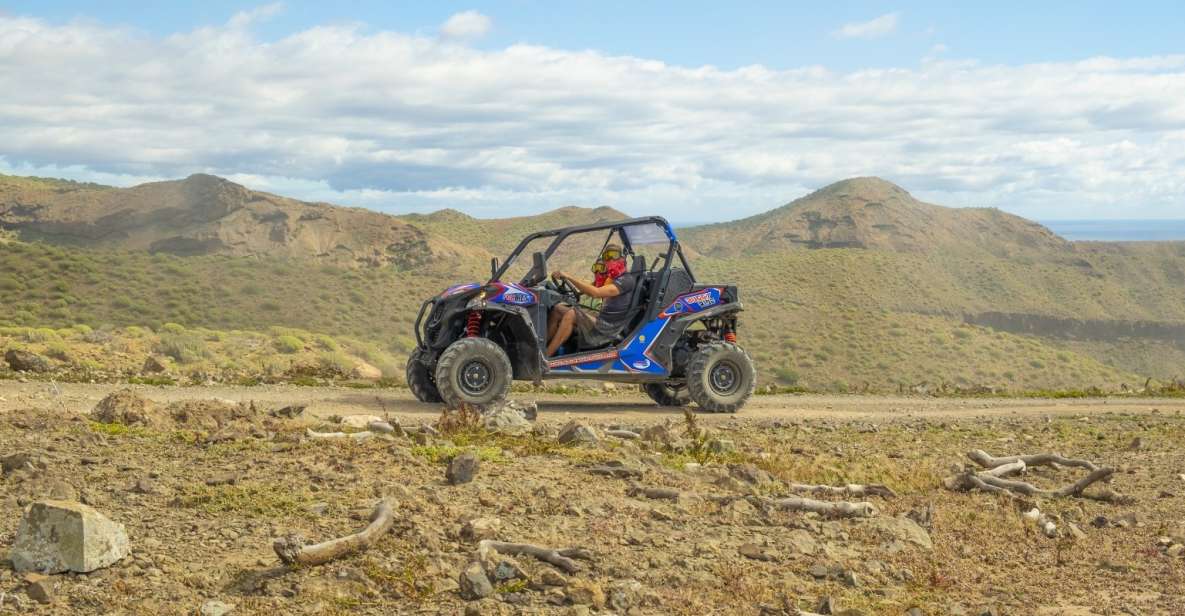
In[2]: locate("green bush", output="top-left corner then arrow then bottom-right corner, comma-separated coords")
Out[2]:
274,335 -> 303,354
157,332 -> 209,364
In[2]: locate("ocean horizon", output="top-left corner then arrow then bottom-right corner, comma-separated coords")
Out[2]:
1040,220 -> 1185,241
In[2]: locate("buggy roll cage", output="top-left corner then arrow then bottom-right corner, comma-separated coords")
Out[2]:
489,215 -> 696,285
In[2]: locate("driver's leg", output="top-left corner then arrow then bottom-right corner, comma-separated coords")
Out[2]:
547,304 -> 570,340
546,308 -> 577,356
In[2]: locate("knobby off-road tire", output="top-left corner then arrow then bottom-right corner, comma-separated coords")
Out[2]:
643,383 -> 691,407
434,337 -> 512,408
406,347 -> 443,403
686,342 -> 756,413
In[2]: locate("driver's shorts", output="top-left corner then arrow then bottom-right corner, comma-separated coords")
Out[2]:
571,306 -> 615,349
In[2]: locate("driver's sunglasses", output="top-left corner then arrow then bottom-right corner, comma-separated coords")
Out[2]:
600,249 -> 621,261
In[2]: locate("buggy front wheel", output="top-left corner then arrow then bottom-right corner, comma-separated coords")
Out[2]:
686,342 -> 755,413
434,337 -> 512,408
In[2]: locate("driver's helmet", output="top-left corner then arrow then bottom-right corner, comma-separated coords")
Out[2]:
592,243 -> 627,286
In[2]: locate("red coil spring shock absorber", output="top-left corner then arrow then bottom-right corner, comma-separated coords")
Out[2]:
465,311 -> 482,337
724,330 -> 737,343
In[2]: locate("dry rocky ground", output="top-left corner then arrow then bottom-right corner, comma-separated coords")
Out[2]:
0,386 -> 1183,615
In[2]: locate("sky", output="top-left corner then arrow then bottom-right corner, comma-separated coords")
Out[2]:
1,2 -> 1184,222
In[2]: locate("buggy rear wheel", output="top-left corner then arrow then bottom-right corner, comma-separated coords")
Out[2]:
406,347 -> 443,403
643,382 -> 691,407
434,337 -> 512,408
686,342 -> 755,413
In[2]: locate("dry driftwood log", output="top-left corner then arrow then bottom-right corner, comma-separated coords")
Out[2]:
305,428 -> 374,441
477,540 -> 593,574
967,449 -> 1098,472
605,429 -> 640,440
786,482 -> 897,499
274,499 -> 396,566
756,495 -> 878,518
948,449 -> 1125,504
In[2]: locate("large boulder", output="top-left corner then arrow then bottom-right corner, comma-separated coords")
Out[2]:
10,501 -> 130,573
91,389 -> 159,426
4,349 -> 50,373
557,421 -> 599,445
482,403 -> 532,435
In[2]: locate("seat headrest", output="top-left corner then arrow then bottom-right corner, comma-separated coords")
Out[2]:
631,255 -> 646,273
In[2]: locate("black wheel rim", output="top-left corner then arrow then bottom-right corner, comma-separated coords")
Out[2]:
459,359 -> 492,395
709,360 -> 740,395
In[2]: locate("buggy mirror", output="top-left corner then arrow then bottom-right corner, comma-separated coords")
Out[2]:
490,257 -> 499,280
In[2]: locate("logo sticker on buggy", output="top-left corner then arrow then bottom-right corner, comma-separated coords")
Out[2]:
548,349 -> 619,368
631,358 -> 652,370
660,288 -> 722,317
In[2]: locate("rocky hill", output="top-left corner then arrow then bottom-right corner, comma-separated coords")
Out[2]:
0,174 -> 484,269
682,177 -> 1067,257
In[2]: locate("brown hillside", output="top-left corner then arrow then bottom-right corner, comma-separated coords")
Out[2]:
681,177 -> 1067,256
0,173 -> 485,268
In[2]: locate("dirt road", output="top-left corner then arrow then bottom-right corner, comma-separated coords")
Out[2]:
1,380 -> 1181,423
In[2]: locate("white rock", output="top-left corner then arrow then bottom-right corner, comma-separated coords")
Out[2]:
483,404 -> 532,435
351,362 -> 383,380
200,600 -> 236,616
340,415 -> 384,429
11,501 -> 130,573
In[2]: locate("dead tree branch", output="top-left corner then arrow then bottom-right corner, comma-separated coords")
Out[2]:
786,482 -> 897,499
477,540 -> 593,574
967,449 -> 1098,472
755,495 -> 878,518
274,499 -> 396,566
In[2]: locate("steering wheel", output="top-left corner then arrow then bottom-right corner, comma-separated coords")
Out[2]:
551,274 -> 581,302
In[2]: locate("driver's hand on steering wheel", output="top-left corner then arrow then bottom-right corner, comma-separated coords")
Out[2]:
550,270 -> 567,282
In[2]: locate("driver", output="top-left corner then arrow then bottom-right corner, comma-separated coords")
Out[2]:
546,243 -> 636,356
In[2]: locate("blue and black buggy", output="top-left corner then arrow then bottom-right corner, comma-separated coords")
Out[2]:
407,217 -> 756,412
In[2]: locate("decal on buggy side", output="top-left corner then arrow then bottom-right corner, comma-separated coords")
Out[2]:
489,282 -> 538,306
659,287 -> 722,318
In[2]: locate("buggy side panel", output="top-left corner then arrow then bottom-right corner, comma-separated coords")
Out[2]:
545,286 -> 732,379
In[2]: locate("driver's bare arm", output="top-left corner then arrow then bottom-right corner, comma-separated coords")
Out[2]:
553,270 -> 621,299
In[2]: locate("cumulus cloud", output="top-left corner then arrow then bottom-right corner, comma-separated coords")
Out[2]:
0,14 -> 1184,220
440,10 -> 491,40
834,13 -> 900,39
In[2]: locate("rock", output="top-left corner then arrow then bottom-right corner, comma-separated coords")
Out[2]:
906,608 -> 925,616
447,453 -> 481,485
4,349 -> 50,373
864,516 -> 933,550
639,424 -> 673,445
45,480 -> 78,502
11,501 -> 130,573
1,452 -> 48,473
1098,559 -> 1133,573
1091,515 -> 1109,528
25,577 -> 53,604
130,478 -> 157,494
484,554 -> 527,583
1068,523 -> 1087,540
785,529 -> 819,555
91,389 -> 159,426
340,415 -> 384,430
728,463 -> 772,485
808,563 -> 830,579
459,561 -> 493,600
206,472 -> 241,486
1127,437 -> 1144,451
270,405 -> 306,419
739,542 -> 775,562
351,362 -> 383,380
200,600 -> 236,616
1167,544 -> 1185,558
141,355 -> 168,374
482,404 -> 532,435
557,421 -> 599,445
461,517 -> 502,542
565,579 -> 606,608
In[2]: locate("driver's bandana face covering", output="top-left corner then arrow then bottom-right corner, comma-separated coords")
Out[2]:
593,257 -> 627,287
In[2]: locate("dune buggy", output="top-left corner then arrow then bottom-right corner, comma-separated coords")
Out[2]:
406,216 -> 756,412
